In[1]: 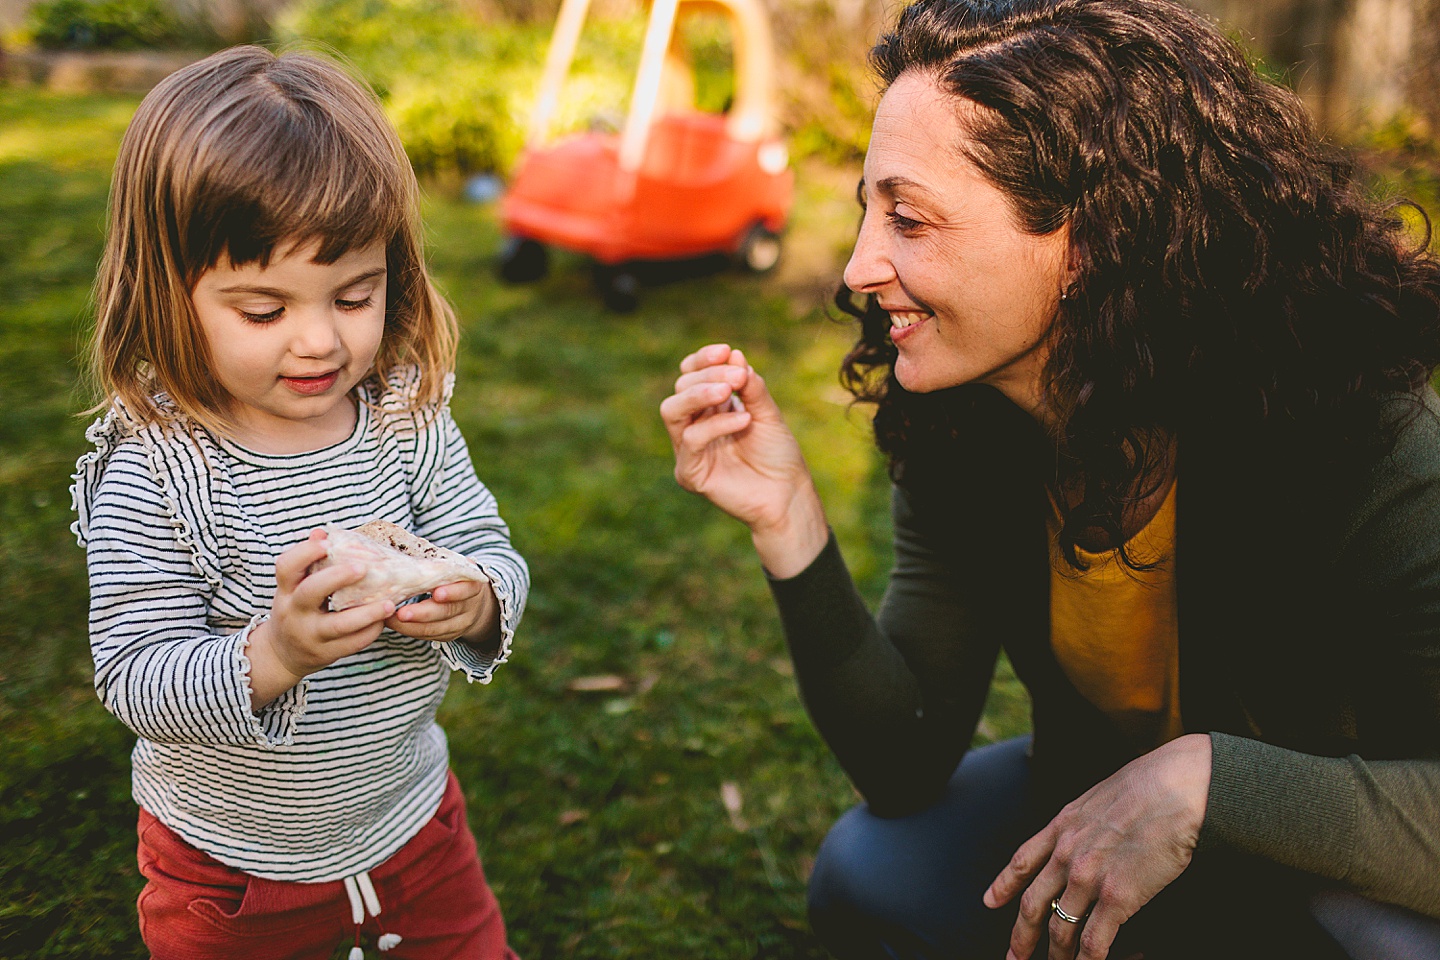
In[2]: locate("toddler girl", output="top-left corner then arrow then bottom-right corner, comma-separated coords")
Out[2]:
70,45 -> 528,959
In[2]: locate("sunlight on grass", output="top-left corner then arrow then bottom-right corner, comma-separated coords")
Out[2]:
8,79 -> 1435,958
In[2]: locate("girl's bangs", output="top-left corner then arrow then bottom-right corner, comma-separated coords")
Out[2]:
181,108 -> 409,276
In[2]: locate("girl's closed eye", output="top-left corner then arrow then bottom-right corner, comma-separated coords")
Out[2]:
239,305 -> 284,324
336,294 -> 374,312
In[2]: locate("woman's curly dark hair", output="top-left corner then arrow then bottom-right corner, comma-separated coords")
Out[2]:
837,0 -> 1440,567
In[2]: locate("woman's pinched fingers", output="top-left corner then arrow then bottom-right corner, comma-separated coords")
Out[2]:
678,343 -> 734,374
674,362 -> 748,395
677,409 -> 753,457
660,381 -> 741,439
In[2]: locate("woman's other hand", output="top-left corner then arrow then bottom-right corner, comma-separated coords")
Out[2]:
246,530 -> 395,711
984,733 -> 1213,960
661,343 -> 829,578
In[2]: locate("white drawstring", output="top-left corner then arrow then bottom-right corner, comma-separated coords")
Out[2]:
342,870 -> 403,957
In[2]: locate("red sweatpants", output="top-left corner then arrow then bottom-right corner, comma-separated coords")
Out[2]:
135,770 -> 517,960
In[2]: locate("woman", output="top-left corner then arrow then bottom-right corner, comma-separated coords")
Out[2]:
660,1 -> 1440,958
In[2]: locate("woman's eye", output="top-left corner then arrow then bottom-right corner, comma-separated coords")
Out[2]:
239,307 -> 283,324
886,210 -> 923,231
336,295 -> 375,312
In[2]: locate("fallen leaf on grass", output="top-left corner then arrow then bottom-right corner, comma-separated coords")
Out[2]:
720,781 -> 748,831
567,675 -> 627,692
559,809 -> 589,826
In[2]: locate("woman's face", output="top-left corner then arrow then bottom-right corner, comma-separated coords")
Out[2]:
844,70 -> 1070,420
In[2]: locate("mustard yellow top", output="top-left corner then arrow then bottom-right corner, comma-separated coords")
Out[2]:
1047,480 -> 1184,749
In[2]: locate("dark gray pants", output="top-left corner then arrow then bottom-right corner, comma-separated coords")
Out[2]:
808,736 -> 1440,960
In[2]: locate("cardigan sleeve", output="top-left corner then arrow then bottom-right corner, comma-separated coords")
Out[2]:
766,484 -> 1004,817
409,409 -> 529,683
1199,398 -> 1440,919
82,444 -> 306,747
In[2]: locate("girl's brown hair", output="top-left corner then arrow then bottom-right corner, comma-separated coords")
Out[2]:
89,44 -> 458,435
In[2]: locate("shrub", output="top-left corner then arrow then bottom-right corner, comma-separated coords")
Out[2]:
281,0 -> 648,176
26,0 -> 188,50
281,0 -> 756,177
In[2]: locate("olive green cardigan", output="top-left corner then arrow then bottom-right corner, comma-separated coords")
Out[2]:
768,389 -> 1440,919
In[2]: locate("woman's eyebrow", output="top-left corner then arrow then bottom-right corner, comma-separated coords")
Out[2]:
875,175 -> 932,198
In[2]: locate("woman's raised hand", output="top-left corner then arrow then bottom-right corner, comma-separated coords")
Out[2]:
984,734 -> 1213,960
661,343 -> 830,578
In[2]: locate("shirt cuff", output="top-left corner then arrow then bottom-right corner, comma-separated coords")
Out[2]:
435,561 -> 521,683
1197,731 -> 1358,884
238,614 -> 308,746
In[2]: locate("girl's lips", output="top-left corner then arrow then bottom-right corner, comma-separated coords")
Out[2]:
281,371 -> 339,395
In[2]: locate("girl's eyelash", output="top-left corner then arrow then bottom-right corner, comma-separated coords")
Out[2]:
337,295 -> 374,311
240,308 -> 283,324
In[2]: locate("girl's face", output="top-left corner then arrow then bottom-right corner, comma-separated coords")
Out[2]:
844,71 -> 1070,422
191,240 -> 387,453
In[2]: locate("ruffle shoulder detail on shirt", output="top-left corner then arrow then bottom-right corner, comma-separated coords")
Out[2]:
367,366 -> 456,514
70,402 -> 230,589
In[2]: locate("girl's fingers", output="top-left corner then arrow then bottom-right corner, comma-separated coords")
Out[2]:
274,539 -> 333,591
429,579 -> 482,604
394,596 -> 464,624
291,562 -> 366,608
322,598 -> 395,636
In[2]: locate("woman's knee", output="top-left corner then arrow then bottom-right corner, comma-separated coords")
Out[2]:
1309,889 -> 1440,960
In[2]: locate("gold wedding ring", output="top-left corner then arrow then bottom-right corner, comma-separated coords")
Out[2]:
1051,896 -> 1087,924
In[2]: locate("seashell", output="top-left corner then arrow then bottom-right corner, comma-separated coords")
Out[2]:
312,519 -> 484,611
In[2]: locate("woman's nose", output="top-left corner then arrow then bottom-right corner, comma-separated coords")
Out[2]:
842,212 -> 894,294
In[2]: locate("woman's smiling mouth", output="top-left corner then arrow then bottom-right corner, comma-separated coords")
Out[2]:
887,309 -> 932,343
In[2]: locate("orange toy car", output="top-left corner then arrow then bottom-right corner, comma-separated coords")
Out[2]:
498,0 -> 793,310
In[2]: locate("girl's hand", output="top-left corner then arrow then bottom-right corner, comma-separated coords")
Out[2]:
659,343 -> 829,578
247,530 -> 395,711
983,734 -> 1213,960
386,577 -> 500,650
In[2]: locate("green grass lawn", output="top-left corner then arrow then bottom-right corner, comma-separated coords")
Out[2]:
0,86 -> 1030,959
4,81 -> 1435,959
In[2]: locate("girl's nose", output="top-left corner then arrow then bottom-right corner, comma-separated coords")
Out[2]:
842,211 -> 894,294
292,310 -> 342,358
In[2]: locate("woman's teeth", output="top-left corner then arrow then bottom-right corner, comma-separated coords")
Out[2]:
889,311 -> 930,329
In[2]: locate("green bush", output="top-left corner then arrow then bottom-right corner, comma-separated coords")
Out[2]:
280,0 -> 754,177
280,0 -> 641,176
26,0 -> 187,50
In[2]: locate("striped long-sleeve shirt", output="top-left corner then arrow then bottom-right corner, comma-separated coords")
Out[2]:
70,369 -> 528,882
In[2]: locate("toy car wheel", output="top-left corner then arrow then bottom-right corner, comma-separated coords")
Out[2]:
595,266 -> 641,312
736,223 -> 782,274
497,237 -> 549,283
